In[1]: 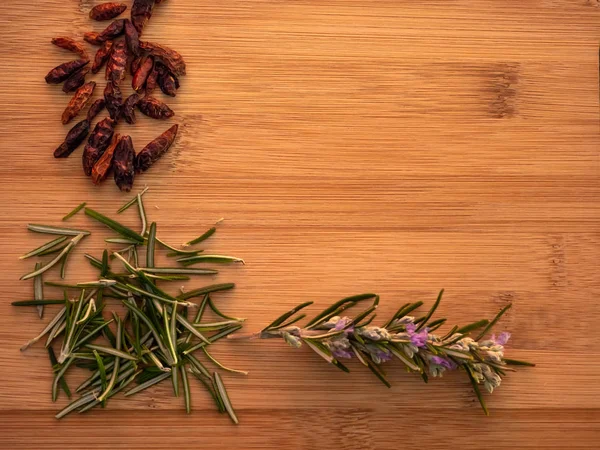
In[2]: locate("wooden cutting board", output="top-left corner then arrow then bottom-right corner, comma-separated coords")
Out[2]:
0,1 -> 598,448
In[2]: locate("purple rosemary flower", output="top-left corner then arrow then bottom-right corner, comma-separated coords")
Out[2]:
332,348 -> 353,359
334,317 -> 354,334
430,356 -> 457,370
492,332 -> 511,346
405,323 -> 428,348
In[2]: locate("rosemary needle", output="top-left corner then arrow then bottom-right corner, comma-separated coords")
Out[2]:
62,202 -> 86,221
20,236 -> 67,260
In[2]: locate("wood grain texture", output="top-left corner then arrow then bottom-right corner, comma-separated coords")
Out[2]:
0,0 -> 599,448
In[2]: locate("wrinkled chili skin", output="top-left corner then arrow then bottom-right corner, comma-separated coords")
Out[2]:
84,32 -> 102,45
89,3 -> 127,21
145,64 -> 159,94
98,19 -> 126,42
83,117 -> 116,176
91,133 -> 120,185
131,0 -> 155,34
45,59 -> 89,84
54,120 -> 90,158
51,37 -> 89,60
104,81 -> 123,121
92,40 -> 113,73
135,124 -> 178,172
137,96 -> 174,119
124,19 -> 140,57
113,135 -> 136,192
87,98 -> 106,122
62,81 -> 96,125
132,56 -> 153,91
62,67 -> 90,93
140,41 -> 186,76
130,56 -> 142,75
106,39 -> 128,85
123,93 -> 141,124
157,63 -> 178,96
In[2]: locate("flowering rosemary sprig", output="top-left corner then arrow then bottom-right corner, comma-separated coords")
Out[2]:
241,290 -> 534,415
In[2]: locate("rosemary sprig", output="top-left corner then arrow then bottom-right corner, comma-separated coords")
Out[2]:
242,291 -> 533,415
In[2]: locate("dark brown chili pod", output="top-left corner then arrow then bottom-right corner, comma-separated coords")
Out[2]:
104,81 -> 123,121
130,55 -> 142,75
61,81 -> 96,125
51,37 -> 89,60
91,40 -> 113,74
89,3 -> 127,21
124,19 -> 140,57
91,133 -> 120,185
106,39 -> 128,85
137,96 -> 174,119
140,41 -> 186,76
113,135 -> 136,192
132,56 -> 153,92
45,59 -> 89,84
155,0 -> 167,4
62,67 -> 90,93
123,93 -> 141,124
87,98 -> 106,122
83,117 -> 116,176
157,63 -> 178,97
54,120 -> 90,158
131,0 -> 155,34
135,124 -> 178,172
145,64 -> 159,94
97,19 -> 126,43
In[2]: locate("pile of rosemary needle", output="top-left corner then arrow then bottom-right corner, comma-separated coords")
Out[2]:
14,188 -> 246,422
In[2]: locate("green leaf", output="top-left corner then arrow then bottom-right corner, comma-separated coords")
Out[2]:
117,186 -> 149,214
306,293 -> 377,328
84,208 -> 144,243
416,289 -> 444,331
20,236 -> 67,260
62,202 -> 86,221
186,227 -> 216,246
262,301 -> 313,331
475,304 -> 512,341
213,372 -> 239,424
465,365 -> 489,415
146,222 -> 157,268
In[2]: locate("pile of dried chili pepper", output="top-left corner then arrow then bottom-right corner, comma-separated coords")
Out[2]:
46,1 -> 184,192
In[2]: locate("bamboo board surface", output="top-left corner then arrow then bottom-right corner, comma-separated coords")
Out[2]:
0,0 -> 599,448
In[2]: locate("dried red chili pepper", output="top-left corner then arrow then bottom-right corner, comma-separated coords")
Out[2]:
91,40 -> 113,74
90,19 -> 126,44
137,96 -> 174,119
113,135 -> 136,192
124,19 -> 140,57
132,56 -> 153,92
89,3 -> 127,21
84,32 -> 102,45
45,59 -> 89,84
91,133 -> 120,185
157,63 -> 179,97
83,117 -> 116,176
62,67 -> 90,93
131,0 -> 155,34
135,124 -> 178,172
61,81 -> 96,125
105,39 -> 128,85
54,120 -> 90,158
145,64 -> 159,94
86,99 -> 106,122
140,41 -> 186,76
51,37 -> 89,60
104,82 -> 123,121
123,93 -> 141,124
130,56 -> 142,75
